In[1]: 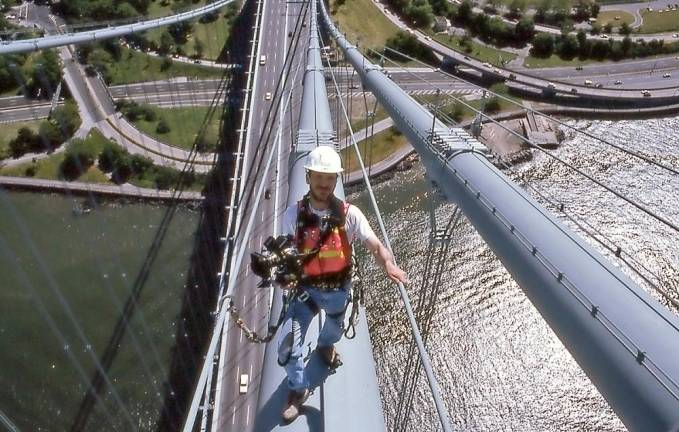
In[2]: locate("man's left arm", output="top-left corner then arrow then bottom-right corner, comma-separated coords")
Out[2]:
364,236 -> 409,285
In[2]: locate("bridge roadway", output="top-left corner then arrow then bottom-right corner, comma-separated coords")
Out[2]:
211,0 -> 307,430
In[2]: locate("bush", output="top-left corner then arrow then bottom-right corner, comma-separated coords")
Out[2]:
156,117 -> 171,134
483,96 -> 501,113
98,141 -> 126,172
50,101 -> 81,138
130,154 -> 153,175
60,138 -> 97,180
154,166 -> 180,189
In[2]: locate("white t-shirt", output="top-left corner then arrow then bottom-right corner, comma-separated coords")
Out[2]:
281,201 -> 376,246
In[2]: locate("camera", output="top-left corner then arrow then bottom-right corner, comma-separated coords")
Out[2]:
250,235 -> 310,285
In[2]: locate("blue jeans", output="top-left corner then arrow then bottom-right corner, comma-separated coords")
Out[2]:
277,283 -> 351,391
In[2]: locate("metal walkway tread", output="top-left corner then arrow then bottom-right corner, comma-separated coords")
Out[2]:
254,304 -> 386,431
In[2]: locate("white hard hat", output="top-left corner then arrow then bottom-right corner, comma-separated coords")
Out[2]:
304,146 -> 344,173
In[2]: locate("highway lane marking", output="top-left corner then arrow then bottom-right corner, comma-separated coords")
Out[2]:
231,406 -> 236,425
245,404 -> 251,426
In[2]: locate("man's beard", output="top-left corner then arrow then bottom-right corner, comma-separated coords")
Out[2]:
310,188 -> 330,203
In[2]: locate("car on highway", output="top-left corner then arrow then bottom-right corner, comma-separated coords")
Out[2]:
584,79 -> 593,86
482,62 -> 492,68
508,73 -> 516,80
239,374 -> 249,394
424,36 -> 431,41
673,33 -> 679,38
575,66 -> 583,71
288,31 -> 292,37
259,55 -> 266,66
264,92 -> 272,101
265,188 -> 272,200
663,72 -> 672,78
547,82 -> 556,89
641,90 -> 651,97
595,83 -> 603,88
570,87 -> 578,94
599,34 -> 609,39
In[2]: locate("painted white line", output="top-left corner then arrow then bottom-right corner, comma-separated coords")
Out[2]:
231,406 -> 236,425
245,404 -> 251,426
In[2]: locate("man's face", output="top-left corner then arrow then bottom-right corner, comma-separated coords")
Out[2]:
308,171 -> 337,202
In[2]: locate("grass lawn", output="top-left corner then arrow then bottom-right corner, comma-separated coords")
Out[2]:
330,0 -> 401,50
106,48 -> 225,85
145,2 -> 240,60
430,32 -> 517,67
639,9 -> 679,33
0,120 -> 43,159
523,54 -> 603,68
595,10 -> 636,27
0,129 -> 112,182
130,106 -> 221,152
350,105 -> 389,132
340,127 -> 409,173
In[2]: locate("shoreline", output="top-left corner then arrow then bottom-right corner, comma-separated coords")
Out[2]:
0,175 -> 203,202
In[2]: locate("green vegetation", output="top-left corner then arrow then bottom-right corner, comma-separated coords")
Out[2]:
145,2 -> 240,60
330,0 -> 401,49
116,99 -> 220,152
1,129 -> 205,190
0,120 -> 42,159
529,28 -> 679,65
524,53 -> 596,68
385,31 -> 439,64
79,46 -> 224,85
0,101 -> 81,160
340,127 -> 410,173
639,9 -> 679,34
0,49 -> 62,97
0,129 -> 112,181
430,32 -> 517,66
124,104 -> 221,152
595,10 -> 635,28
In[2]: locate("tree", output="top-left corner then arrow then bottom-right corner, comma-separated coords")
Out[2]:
514,17 -> 535,43
30,50 -> 61,98
558,35 -> 579,59
621,36 -> 632,54
577,29 -> 588,49
591,3 -> 600,17
591,39 -> 610,59
60,138 -> 97,180
130,154 -> 153,176
159,31 -> 174,55
590,23 -> 601,35
154,166 -> 180,189
457,0 -> 473,23
619,22 -> 632,36
38,121 -> 63,150
169,21 -> 193,44
509,0 -> 526,16
531,33 -> 555,57
194,39 -> 205,59
50,101 -> 81,138
98,141 -> 125,172
603,23 -> 613,34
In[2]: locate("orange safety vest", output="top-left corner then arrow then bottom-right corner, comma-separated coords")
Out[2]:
295,197 -> 352,280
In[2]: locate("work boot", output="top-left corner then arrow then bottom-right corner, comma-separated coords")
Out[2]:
318,345 -> 342,369
282,388 -> 309,423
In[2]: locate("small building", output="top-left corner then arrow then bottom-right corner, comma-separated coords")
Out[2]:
433,16 -> 450,32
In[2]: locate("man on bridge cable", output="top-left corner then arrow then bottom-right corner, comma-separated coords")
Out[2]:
277,146 -> 408,423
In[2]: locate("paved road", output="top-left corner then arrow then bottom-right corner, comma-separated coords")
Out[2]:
212,0 -> 305,429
